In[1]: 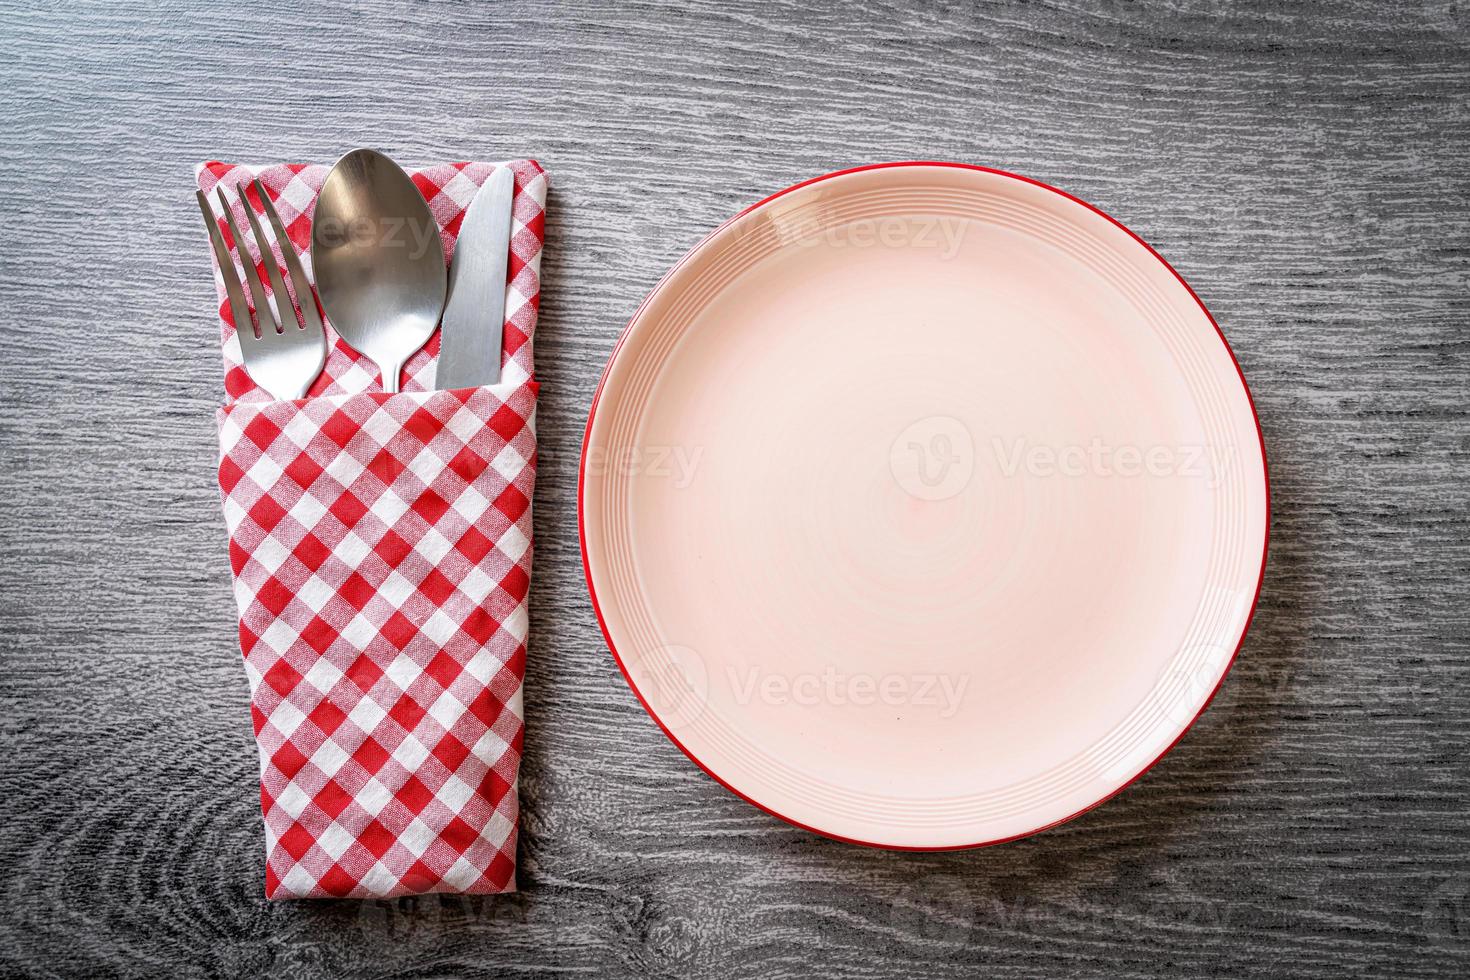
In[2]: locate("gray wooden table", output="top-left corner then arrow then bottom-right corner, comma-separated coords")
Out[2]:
2,1 -> 1467,976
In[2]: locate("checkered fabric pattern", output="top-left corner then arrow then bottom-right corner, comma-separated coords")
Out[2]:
198,159 -> 546,899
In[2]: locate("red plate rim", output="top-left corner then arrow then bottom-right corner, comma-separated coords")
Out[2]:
577,160 -> 1271,850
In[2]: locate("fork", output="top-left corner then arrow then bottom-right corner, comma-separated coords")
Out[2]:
196,179 -> 326,400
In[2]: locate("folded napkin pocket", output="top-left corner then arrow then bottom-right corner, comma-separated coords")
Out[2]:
216,381 -> 536,898
198,156 -> 548,899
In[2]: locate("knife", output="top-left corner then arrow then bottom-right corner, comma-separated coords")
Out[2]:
436,166 -> 516,388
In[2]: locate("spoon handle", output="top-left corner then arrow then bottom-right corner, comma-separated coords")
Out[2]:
381,358 -> 404,394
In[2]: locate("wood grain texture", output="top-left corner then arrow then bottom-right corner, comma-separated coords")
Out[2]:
1,0 -> 1467,976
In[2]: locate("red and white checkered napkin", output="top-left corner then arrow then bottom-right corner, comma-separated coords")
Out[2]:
198,159 -> 546,899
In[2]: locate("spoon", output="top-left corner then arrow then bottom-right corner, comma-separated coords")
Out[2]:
311,148 -> 447,393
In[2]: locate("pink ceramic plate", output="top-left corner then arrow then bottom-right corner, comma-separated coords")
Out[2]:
580,163 -> 1268,848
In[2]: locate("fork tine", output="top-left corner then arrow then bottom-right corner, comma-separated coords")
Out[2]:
254,178 -> 323,333
195,190 -> 257,340
236,182 -> 301,330
215,187 -> 281,335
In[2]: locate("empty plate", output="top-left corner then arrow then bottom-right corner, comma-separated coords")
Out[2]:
580,163 -> 1269,848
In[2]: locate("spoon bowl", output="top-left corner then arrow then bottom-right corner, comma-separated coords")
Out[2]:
311,149 -> 447,393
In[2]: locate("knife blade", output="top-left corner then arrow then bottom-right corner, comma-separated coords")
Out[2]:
436,166 -> 515,389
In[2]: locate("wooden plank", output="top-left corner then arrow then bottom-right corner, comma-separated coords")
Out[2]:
0,0 -> 1466,976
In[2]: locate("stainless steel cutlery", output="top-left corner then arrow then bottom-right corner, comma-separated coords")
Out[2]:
196,181 -> 326,401
437,165 -> 515,389
200,150 -> 515,399
311,149 -> 448,395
